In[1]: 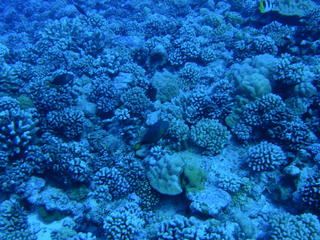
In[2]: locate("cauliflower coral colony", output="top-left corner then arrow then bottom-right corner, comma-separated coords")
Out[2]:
0,0 -> 320,239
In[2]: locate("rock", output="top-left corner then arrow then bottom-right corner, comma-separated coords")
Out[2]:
186,185 -> 231,216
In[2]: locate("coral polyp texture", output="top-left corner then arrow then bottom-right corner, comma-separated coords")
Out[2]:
190,118 -> 230,155
0,0 -> 319,239
247,141 -> 286,172
268,212 -> 320,240
302,176 -> 320,210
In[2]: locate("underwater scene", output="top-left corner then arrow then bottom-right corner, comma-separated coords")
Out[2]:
0,0 -> 320,239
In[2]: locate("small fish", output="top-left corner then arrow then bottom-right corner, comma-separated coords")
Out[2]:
73,3 -> 88,17
243,10 -> 303,28
259,0 -> 274,14
134,120 -> 169,150
51,73 -> 74,86
68,0 -> 88,17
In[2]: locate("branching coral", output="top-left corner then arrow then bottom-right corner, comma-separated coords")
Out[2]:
103,202 -> 146,240
190,118 -> 230,155
246,141 -> 286,172
0,97 -> 38,157
92,167 -> 131,200
268,212 -> 320,240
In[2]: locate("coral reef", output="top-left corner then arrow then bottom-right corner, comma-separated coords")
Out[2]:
47,108 -> 86,140
0,197 -> 36,239
302,175 -> 320,210
268,212 -> 320,240
92,167 -> 131,200
120,87 -> 153,118
147,152 -> 185,196
246,141 -> 286,172
0,0 -> 319,239
190,118 -> 230,155
0,97 -> 38,157
103,202 -> 146,240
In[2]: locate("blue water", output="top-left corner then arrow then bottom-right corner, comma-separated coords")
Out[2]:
0,0 -> 319,239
